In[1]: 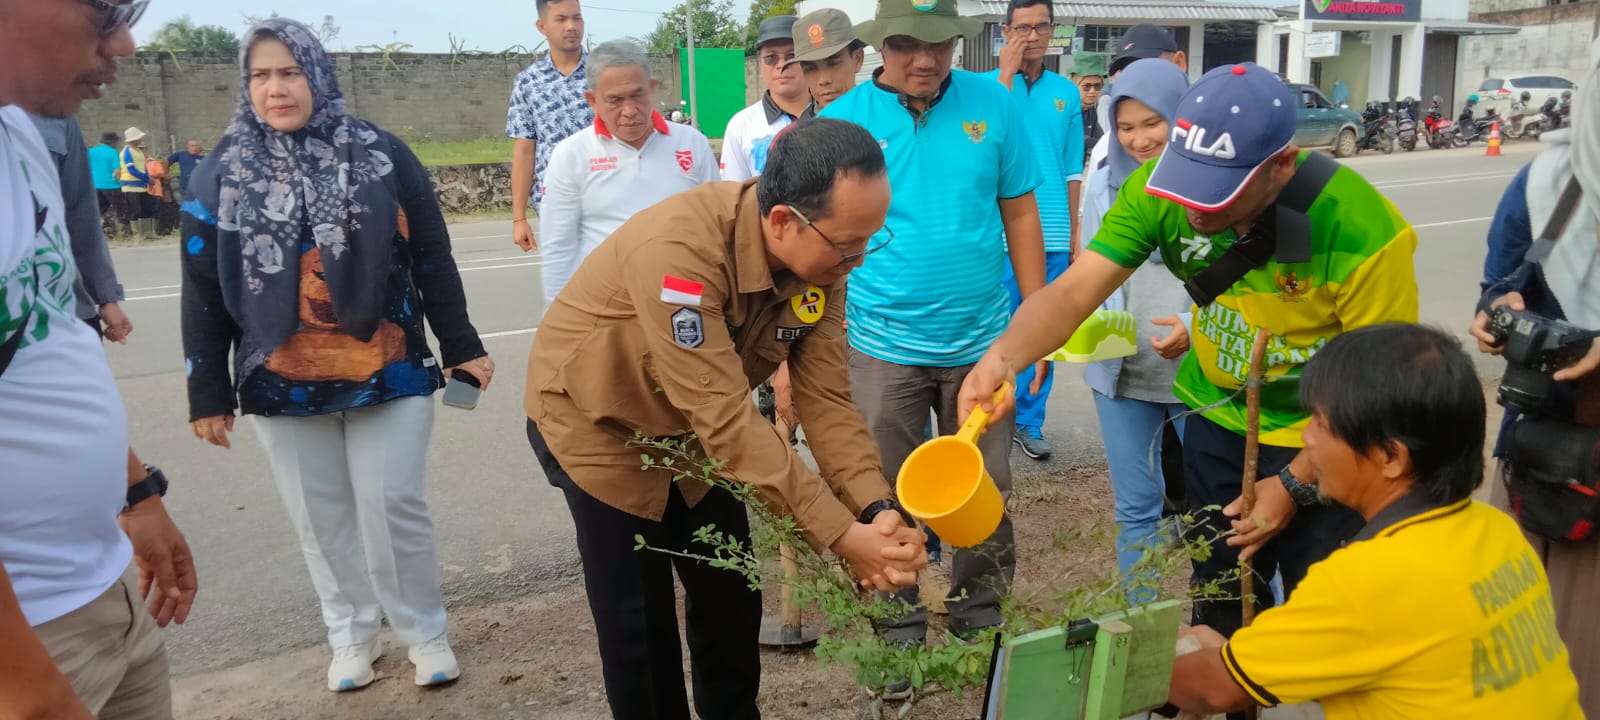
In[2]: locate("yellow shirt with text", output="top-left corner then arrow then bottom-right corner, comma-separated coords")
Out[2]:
1221,499 -> 1582,719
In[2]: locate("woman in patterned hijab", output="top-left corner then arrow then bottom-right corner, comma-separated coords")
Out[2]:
208,17 -> 396,355
180,17 -> 492,694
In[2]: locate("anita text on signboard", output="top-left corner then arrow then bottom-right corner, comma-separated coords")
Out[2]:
1302,0 -> 1420,22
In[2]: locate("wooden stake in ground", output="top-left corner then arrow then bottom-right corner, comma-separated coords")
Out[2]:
758,414 -> 819,650
1239,327 -> 1271,720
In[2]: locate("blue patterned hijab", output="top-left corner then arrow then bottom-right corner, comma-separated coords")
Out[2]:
206,18 -> 397,359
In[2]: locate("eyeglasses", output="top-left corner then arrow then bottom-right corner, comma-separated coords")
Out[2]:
1005,22 -> 1056,37
785,204 -> 894,265
83,0 -> 149,37
760,51 -> 796,67
1079,81 -> 1104,91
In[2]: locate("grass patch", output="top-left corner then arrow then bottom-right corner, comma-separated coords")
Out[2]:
409,137 -> 513,167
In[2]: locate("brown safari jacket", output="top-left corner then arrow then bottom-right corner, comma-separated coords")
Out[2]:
525,180 -> 890,551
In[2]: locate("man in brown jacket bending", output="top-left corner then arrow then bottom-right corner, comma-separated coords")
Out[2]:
524,118 -> 926,720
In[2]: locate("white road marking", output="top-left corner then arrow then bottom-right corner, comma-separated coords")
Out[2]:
457,253 -> 541,265
459,261 -> 541,273
480,327 -> 538,339
1373,173 -> 1517,190
1413,216 -> 1494,229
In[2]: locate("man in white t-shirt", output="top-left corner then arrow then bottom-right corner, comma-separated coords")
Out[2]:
0,2 -> 198,718
719,15 -> 811,181
539,40 -> 719,308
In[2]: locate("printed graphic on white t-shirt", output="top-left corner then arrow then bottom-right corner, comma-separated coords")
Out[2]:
0,105 -> 131,627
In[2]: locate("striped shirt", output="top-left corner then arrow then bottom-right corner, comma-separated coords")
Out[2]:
820,69 -> 1041,367
985,69 -> 1084,253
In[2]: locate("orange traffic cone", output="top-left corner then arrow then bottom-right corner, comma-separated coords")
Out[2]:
1486,118 -> 1502,157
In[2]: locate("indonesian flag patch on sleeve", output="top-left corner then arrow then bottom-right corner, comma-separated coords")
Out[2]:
661,275 -> 704,306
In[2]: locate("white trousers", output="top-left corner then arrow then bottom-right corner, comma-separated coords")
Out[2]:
252,395 -> 448,648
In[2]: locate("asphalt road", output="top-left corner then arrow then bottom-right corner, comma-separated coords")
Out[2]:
103,140 -> 1539,676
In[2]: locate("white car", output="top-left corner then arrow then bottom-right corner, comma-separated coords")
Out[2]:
1477,75 -> 1578,116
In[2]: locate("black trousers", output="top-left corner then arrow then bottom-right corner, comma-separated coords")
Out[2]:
527,421 -> 762,720
1181,414 -> 1365,638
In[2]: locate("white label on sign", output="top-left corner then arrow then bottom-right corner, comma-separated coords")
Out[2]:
1306,31 -> 1341,58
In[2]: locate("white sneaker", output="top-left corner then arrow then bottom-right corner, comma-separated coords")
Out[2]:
408,633 -> 461,687
327,637 -> 383,692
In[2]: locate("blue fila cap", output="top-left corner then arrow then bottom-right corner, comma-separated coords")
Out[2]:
1146,63 -> 1297,211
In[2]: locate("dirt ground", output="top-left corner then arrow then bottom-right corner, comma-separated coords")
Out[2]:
173,468 -> 1131,720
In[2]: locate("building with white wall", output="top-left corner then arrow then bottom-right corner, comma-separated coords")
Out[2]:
1255,0 -> 1516,111
1458,0 -> 1597,97
793,0 -> 1520,110
794,0 -> 1278,83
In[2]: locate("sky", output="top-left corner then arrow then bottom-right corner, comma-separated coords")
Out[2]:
133,0 -> 671,53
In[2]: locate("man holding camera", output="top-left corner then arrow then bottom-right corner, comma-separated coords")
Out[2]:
1470,38 -> 1600,716
959,63 -> 1419,642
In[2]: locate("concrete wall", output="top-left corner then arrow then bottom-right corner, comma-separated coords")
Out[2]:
1472,0 -> 1544,15
1460,1 -> 1597,94
76,51 -> 703,156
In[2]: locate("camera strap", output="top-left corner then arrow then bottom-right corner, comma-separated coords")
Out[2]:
1183,153 -> 1339,307
1525,177 -> 1585,264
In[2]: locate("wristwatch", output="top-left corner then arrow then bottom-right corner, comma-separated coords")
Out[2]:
1278,466 -> 1320,507
123,464 -> 169,513
859,499 -> 916,528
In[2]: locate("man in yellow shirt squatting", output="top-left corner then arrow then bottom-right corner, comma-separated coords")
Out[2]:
1167,323 -> 1583,719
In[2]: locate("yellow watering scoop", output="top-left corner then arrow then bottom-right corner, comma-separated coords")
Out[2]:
896,385 -> 1009,548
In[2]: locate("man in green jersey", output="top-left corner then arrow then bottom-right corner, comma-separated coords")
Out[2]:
959,63 -> 1419,641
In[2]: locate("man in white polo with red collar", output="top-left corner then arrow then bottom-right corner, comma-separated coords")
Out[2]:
539,39 -> 719,308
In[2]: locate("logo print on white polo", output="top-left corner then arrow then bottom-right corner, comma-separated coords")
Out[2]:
1171,118 -> 1237,159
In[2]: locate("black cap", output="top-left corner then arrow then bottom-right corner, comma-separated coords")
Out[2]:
756,16 -> 798,49
1109,24 -> 1178,76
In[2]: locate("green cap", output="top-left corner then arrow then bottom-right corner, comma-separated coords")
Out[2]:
1070,53 -> 1109,78
854,0 -> 981,48
785,9 -> 859,68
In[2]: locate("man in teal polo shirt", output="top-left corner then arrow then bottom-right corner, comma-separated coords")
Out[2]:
987,0 -> 1084,460
820,0 -> 1048,672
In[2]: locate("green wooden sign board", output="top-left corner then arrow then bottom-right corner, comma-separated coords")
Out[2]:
982,600 -> 1182,719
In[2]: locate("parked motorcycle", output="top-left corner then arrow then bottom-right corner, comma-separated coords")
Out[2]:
1421,97 -> 1462,149
1395,98 -> 1419,151
1504,91 -> 1551,140
1395,98 -> 1420,150
1538,96 -> 1562,135
1456,95 -> 1492,144
1357,101 -> 1396,154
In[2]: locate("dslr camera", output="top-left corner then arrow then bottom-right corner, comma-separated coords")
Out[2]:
1487,307 -> 1598,412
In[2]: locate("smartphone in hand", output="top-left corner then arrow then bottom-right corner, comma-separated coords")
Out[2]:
442,369 -> 483,410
